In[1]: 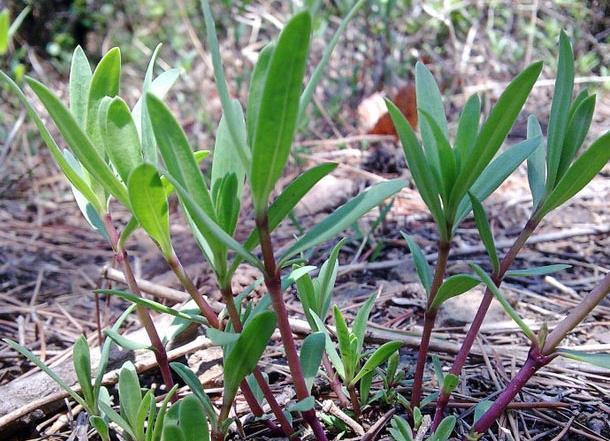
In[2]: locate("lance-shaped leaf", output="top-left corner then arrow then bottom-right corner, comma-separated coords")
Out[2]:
536,132 -> 610,219
316,238 -> 345,319
279,178 -> 405,262
429,274 -> 481,311
311,311 -> 345,379
557,94 -> 596,179
247,42 -> 274,146
454,94 -> 481,165
69,46 -> 92,128
471,263 -> 537,344
250,11 -> 312,214
86,48 -> 121,154
98,401 -> 136,440
506,264 -> 570,278
449,61 -> 543,210
200,0 -> 250,168
104,329 -> 151,351
402,233 -> 432,294
0,10 -> 9,55
118,361 -> 142,429
350,341 -> 402,385
73,335 -> 94,410
298,0 -> 366,120
453,135 -> 542,226
1,72 -> 105,214
468,193 -> 499,273
415,62 -> 448,174
545,31 -> 574,190
164,174 -> 263,271
26,77 -> 129,206
387,99 -> 446,237
430,415 -> 456,441
389,415 -> 413,441
526,115 -> 546,210
222,311 -> 277,410
4,338 -> 89,409
170,363 -> 218,427
421,110 -> 456,201
352,293 -> 377,353
300,332 -> 326,392
557,349 -> 610,370
105,97 -> 143,184
128,164 -> 172,257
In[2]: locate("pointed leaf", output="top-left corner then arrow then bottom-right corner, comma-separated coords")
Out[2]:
128,164 -> 172,257
537,132 -> 610,218
454,94 -> 481,165
350,341 -> 402,385
317,238 -> 345,318
280,179 -> 405,261
178,395 -> 210,441
300,332 -> 326,392
310,311 -> 345,379
352,292 -> 377,353
430,415 -> 456,441
105,97 -> 143,183
73,335 -> 94,409
250,11 -> 312,213
557,94 -> 596,179
546,32 -> 575,190
526,115 -> 546,210
170,363 -> 217,427
430,274 -> 481,311
118,361 -> 142,428
105,329 -> 152,351
468,193 -> 499,273
69,46 -> 92,128
506,264 -> 571,278
450,61 -> 543,209
421,110 -> 457,201
557,349 -> 610,369
247,42 -> 275,146
402,233 -> 432,294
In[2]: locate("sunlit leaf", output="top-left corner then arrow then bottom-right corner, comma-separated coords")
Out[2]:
69,46 -> 92,128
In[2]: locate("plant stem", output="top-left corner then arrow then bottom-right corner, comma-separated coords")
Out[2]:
167,254 -> 293,436
469,346 -> 553,437
322,354 -> 351,407
102,214 -> 174,392
256,214 -> 328,441
348,384 -> 362,419
432,218 -> 539,430
410,240 -> 450,409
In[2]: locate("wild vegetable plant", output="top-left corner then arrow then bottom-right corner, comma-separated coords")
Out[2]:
387,53 -> 543,409
431,32 -> 610,430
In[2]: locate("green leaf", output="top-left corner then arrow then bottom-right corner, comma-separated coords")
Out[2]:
473,400 -> 493,424
118,361 -> 142,428
135,390 -> 154,441
90,416 -> 110,441
298,0 -> 366,121
128,164 -> 172,257
0,10 -> 8,55
300,332 -> 325,393
545,31 -> 575,190
449,61 -> 543,210
86,48 -> 122,155
105,97 -> 143,184
352,292 -> 377,353
177,395 -> 210,441
557,94 -> 596,179
537,132 -> 610,218
26,77 -> 129,206
73,335 -> 94,409
99,400 -> 136,440
151,385 -> 179,441
526,115 -> 546,210
247,42 -> 275,147
441,373 -> 459,395
200,0 -> 250,168
468,193 -> 499,273
211,99 -> 247,200
280,179 -> 405,262
222,311 -> 277,409
350,341 -> 402,385
390,415 -> 413,441
310,311 -> 345,379
415,62 -> 448,175
3,338 -> 88,409
96,289 -> 207,325
557,349 -> 610,369
333,305 -> 352,373
206,328 -> 240,346
470,263 -> 537,344
105,329 -> 152,351
429,415 -> 456,441
7,6 -> 29,39
250,11 -> 312,214
69,46 -> 92,128
286,396 -> 315,413
454,94 -> 481,166
230,163 -> 337,275
402,233 -> 432,294
506,264 -> 571,278
170,363 -> 218,428
430,274 -> 481,311
164,173 -> 263,271
316,238 -> 345,319
421,110 -> 457,201
387,99 -> 446,237
453,135 -> 542,227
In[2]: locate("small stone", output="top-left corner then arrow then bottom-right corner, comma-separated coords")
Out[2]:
436,287 -> 508,327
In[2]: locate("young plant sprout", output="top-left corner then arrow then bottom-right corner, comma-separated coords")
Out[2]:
431,32 -> 610,430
